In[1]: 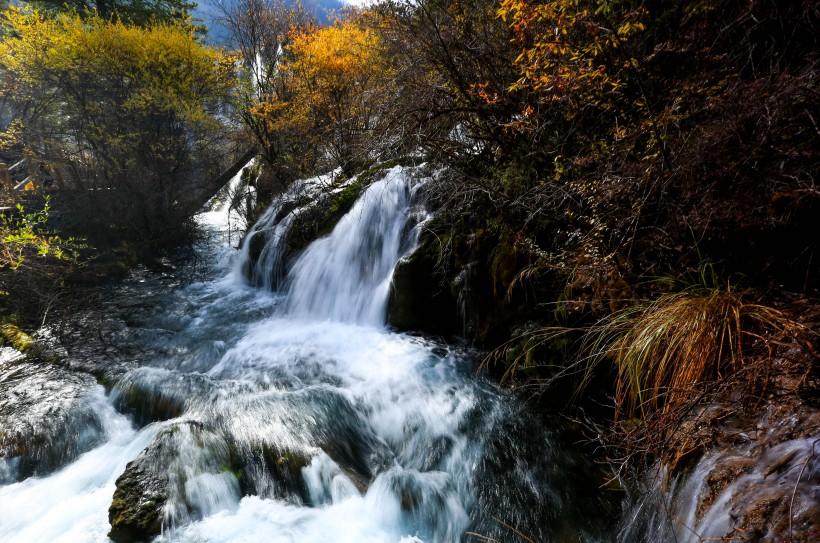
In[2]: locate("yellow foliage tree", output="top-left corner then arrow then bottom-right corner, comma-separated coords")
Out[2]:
0,7 -> 236,242
261,20 -> 395,175
498,0 -> 645,130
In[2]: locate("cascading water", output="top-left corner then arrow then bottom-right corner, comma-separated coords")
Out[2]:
284,167 -> 426,324
234,169 -> 338,290
0,163 -> 608,543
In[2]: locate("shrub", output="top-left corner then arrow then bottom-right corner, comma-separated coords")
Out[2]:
0,8 -> 236,247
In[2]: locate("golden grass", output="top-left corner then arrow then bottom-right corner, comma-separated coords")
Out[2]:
582,288 -> 804,419
484,284 -> 808,422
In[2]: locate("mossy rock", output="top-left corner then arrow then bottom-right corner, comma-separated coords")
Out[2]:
109,421 -> 232,542
0,323 -> 33,352
108,460 -> 166,543
283,160 -> 411,263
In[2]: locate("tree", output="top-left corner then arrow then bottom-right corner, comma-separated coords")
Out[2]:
276,20 -> 396,175
497,0 -> 645,137
212,0 -> 314,189
0,8 -> 237,246
374,0 -> 522,169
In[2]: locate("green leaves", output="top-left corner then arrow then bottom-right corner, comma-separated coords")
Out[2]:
1,197 -> 83,270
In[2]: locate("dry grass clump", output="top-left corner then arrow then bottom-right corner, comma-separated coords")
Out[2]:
484,283 -> 811,426
582,288 -> 806,419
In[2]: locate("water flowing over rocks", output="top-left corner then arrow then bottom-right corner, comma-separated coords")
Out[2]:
620,392 -> 820,542
11,160 -> 815,543
0,355 -> 105,483
109,421 -> 241,542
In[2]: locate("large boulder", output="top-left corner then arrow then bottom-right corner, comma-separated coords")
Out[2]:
109,421 -> 240,542
108,416 -> 324,542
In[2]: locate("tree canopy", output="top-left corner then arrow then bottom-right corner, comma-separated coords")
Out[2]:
0,7 -> 237,244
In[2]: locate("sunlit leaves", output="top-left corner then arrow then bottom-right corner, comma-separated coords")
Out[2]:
0,198 -> 82,270
498,0 -> 645,129
0,7 -> 235,126
253,20 -> 395,173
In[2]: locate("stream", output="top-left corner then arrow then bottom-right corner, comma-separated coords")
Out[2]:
0,165 -> 609,542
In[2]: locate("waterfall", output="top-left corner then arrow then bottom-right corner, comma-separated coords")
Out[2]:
199,158 -> 257,246
0,163 -> 608,543
284,167 -> 425,325
232,169 -> 338,290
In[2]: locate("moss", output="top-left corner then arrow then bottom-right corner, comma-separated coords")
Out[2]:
319,178 -> 366,237
0,323 -> 33,352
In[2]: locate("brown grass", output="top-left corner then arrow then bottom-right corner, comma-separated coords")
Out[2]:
581,288 -> 806,419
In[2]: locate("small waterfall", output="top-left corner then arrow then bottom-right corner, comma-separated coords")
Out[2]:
233,169 -> 338,289
619,436 -> 820,542
199,158 -> 258,245
284,167 -> 425,325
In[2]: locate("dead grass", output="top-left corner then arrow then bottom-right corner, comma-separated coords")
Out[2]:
485,284 -> 811,422
583,288 -> 808,419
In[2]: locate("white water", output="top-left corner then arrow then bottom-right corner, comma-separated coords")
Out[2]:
285,167 -> 426,324
0,389 -> 158,543
0,164 -> 595,543
234,168 -> 340,289
619,436 -> 820,542
199,158 -> 258,246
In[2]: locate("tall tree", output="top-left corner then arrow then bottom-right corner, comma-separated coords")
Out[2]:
0,8 -> 236,245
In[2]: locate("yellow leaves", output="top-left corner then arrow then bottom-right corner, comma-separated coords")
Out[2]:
0,119 -> 24,150
0,7 -> 234,123
617,21 -> 646,37
1,198 -> 81,271
497,0 -> 646,128
282,21 -> 392,125
251,18 -> 393,170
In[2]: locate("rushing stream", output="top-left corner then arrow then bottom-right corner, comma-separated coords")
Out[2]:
0,165 -> 609,542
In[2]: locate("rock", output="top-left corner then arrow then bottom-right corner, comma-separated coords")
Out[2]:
387,227 -> 457,335
108,454 -> 167,543
280,176 -> 366,263
0,355 -> 104,482
214,388 -> 389,502
245,159 -> 418,286
112,367 -> 219,426
109,421 -> 239,542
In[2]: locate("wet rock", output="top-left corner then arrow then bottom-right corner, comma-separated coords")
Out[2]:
214,388 -> 389,501
246,160 -> 416,287
622,401 -> 820,543
0,356 -> 104,482
109,421 -> 240,542
387,228 -> 457,335
112,367 -> 220,426
280,176 -> 366,263
49,312 -> 137,385
108,452 -> 167,543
